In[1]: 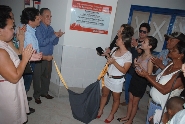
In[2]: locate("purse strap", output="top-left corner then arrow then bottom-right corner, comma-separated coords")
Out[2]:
110,47 -> 119,57
159,70 -> 181,123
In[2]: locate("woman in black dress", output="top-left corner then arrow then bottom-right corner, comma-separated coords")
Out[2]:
118,36 -> 158,124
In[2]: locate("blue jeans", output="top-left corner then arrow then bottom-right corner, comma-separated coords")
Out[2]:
23,62 -> 35,92
124,73 -> 132,104
146,101 -> 162,124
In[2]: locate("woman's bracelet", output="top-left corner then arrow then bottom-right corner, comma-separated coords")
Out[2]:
148,73 -> 152,76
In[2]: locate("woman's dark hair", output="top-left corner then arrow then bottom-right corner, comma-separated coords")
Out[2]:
40,8 -> 50,15
0,6 -> 11,29
139,23 -> 151,33
0,5 -> 12,15
121,34 -> 132,51
147,36 -> 158,52
176,40 -> 185,63
121,24 -> 134,37
20,7 -> 39,24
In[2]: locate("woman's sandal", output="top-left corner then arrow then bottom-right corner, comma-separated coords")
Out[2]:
96,115 -> 101,119
117,117 -> 129,122
104,116 -> 114,123
96,112 -> 103,119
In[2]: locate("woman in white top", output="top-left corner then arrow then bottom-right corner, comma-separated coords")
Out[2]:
136,36 -> 185,124
97,32 -> 133,123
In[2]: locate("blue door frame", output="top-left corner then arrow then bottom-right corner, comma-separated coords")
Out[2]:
128,5 -> 185,52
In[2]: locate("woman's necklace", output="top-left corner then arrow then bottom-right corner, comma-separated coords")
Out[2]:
168,64 -> 181,72
143,54 -> 148,57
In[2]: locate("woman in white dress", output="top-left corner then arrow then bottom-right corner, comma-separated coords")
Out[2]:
0,10 -> 34,124
136,35 -> 185,124
97,31 -> 133,123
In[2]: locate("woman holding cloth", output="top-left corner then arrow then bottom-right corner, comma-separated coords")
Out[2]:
97,26 -> 134,123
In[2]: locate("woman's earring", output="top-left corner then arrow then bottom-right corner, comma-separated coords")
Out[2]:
178,57 -> 181,60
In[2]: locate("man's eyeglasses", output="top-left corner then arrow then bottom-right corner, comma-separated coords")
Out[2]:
139,30 -> 147,34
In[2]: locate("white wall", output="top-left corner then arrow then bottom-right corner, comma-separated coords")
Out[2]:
112,0 -> 185,41
0,0 -> 24,26
60,0 -> 118,88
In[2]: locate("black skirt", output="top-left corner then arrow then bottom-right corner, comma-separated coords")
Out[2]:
129,72 -> 148,98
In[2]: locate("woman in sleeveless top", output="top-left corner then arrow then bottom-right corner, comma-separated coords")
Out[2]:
136,39 -> 185,124
97,33 -> 133,123
0,12 -> 34,124
118,36 -> 158,124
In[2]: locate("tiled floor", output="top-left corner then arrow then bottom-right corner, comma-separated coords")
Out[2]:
27,86 -> 149,124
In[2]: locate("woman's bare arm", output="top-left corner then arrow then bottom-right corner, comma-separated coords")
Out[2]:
17,25 -> 26,54
0,44 -> 33,83
145,72 -> 183,94
147,59 -> 154,75
113,62 -> 131,74
136,66 -> 183,94
0,49 -> 26,83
